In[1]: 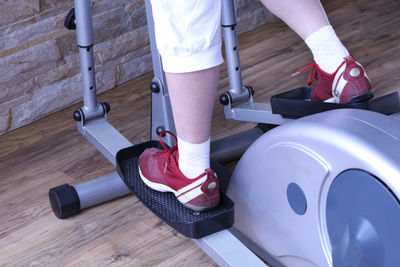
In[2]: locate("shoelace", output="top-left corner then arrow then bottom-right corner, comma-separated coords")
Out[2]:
153,131 -> 178,173
291,62 -> 317,85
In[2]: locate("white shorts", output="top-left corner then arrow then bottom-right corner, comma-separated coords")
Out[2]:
150,0 -> 224,73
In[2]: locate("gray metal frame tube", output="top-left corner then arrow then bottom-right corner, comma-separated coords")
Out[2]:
222,0 -> 246,100
74,0 -> 93,46
145,0 -> 176,146
74,118 -> 133,210
224,102 -> 292,125
78,47 -> 98,112
145,0 -> 165,86
210,127 -> 266,164
75,172 -> 131,210
77,118 -> 133,166
75,0 -> 98,112
194,230 -> 267,266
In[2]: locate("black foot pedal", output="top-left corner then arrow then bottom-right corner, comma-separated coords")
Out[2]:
271,87 -> 400,118
116,141 -> 234,239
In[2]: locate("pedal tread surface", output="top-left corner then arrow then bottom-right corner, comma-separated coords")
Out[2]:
116,142 -> 234,239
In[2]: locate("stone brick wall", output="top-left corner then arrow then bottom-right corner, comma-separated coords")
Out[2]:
0,0 -> 275,135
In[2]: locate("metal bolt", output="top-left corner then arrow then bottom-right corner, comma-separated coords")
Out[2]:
156,126 -> 166,136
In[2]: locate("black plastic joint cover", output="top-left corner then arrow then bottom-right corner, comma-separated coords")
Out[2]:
245,85 -> 255,96
101,102 -> 111,113
49,184 -> 80,219
150,82 -> 160,93
64,8 -> 76,30
73,109 -> 82,121
219,92 -> 231,105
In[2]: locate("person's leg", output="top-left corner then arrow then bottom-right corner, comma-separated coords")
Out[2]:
139,0 -> 222,211
260,0 -> 372,103
166,67 -> 219,144
260,0 -> 329,40
151,0 -> 222,178
166,66 -> 219,178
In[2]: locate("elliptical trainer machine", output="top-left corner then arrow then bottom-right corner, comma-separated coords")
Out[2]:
49,0 -> 400,266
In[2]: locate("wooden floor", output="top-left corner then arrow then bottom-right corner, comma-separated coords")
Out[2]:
1,0 -> 399,266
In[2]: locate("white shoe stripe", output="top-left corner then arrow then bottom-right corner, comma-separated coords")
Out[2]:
323,97 -> 336,103
177,185 -> 204,204
335,73 -> 349,103
139,167 -> 208,201
334,72 -> 346,102
176,175 -> 207,196
139,167 -> 177,194
332,63 -> 347,103
139,167 -> 210,207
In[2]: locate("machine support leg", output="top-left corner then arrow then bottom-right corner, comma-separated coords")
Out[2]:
74,0 -> 99,113
75,172 -> 131,210
221,0 -> 250,103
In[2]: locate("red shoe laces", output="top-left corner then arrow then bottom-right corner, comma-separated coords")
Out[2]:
291,62 -> 317,85
153,131 -> 178,172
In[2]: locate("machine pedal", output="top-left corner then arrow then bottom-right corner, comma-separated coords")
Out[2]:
116,141 -> 235,239
271,87 -> 400,118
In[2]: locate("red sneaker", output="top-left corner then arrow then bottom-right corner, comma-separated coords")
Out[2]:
138,131 -> 220,211
293,56 -> 373,103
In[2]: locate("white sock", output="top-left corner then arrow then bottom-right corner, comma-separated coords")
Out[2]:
305,25 -> 350,74
178,137 -> 210,179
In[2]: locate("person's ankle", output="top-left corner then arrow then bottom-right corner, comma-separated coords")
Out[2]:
178,137 -> 210,179
305,25 -> 349,74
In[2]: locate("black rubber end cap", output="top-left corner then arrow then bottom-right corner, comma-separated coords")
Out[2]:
49,184 -> 80,219
219,93 -> 230,105
73,110 -> 82,121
